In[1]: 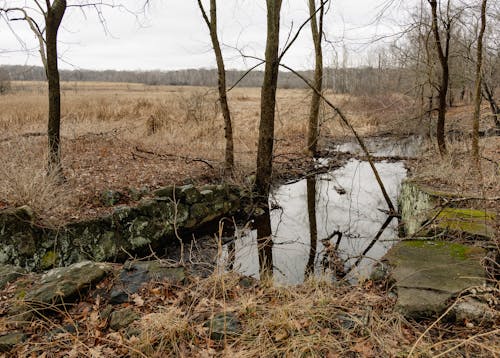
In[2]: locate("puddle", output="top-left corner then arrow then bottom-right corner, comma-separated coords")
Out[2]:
224,156 -> 410,285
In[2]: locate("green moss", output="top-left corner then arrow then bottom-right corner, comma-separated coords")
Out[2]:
433,208 -> 496,238
41,251 -> 59,270
403,240 -> 481,260
438,207 -> 496,220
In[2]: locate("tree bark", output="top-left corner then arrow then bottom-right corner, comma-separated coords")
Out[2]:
306,0 -> 324,157
45,0 -> 66,177
472,0 -> 487,164
429,0 -> 450,155
197,0 -> 234,175
482,81 -> 500,129
255,0 -> 283,198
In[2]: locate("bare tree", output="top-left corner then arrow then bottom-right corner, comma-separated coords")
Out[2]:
1,1 -> 67,176
0,1 -> 141,178
472,0 -> 487,164
428,0 -> 453,155
255,0 -> 283,199
306,0 -> 325,157
196,0 -> 234,175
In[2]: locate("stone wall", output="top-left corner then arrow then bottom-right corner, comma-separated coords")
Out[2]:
398,180 -> 496,239
0,184 -> 243,271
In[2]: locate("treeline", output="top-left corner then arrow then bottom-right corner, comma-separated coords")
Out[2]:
0,64 -> 412,95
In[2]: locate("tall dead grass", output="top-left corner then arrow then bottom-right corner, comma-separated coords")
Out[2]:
0,81 -> 431,222
412,136 -> 500,205
0,140 -> 75,224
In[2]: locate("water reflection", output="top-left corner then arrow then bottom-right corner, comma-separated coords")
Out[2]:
255,210 -> 273,280
227,159 -> 408,284
305,177 -> 318,278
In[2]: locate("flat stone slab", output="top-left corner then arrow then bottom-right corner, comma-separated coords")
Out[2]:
385,240 -> 486,318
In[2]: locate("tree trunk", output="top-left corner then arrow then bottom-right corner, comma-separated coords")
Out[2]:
306,0 -> 323,157
482,81 -> 500,129
429,0 -> 450,155
45,0 -> 66,177
197,0 -> 234,175
436,69 -> 449,154
255,0 -> 283,198
472,0 -> 487,164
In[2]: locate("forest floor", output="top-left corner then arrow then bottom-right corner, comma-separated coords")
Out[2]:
0,82 -> 499,357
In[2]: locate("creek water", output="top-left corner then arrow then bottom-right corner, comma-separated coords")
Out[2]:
223,138 -> 421,285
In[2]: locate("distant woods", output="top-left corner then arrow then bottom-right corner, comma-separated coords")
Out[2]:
0,64 -> 417,95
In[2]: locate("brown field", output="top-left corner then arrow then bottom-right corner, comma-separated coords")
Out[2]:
0,81 -> 418,223
0,81 -> 498,223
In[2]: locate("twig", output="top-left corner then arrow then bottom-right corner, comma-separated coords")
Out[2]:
134,146 -> 216,169
432,328 -> 500,358
0,131 -> 46,143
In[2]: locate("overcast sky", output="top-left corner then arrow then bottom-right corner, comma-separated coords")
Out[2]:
0,0 -> 417,71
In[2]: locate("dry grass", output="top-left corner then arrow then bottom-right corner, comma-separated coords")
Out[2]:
0,81 -> 419,223
411,134 -> 499,214
3,268 -> 498,357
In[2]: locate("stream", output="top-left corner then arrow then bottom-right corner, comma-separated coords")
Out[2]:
223,137 -> 421,284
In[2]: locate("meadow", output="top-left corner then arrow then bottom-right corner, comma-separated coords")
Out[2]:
0,81 -> 419,223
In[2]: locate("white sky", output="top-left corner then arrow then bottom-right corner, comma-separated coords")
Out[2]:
0,0 -> 417,71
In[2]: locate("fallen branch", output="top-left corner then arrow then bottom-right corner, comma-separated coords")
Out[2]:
0,131 -> 46,143
134,146 -> 216,169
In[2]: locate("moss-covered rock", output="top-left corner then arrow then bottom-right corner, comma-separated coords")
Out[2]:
431,208 -> 496,239
398,181 -> 496,239
24,261 -> 112,307
100,190 -> 123,207
0,184 -> 244,271
40,251 -> 59,270
0,332 -> 26,353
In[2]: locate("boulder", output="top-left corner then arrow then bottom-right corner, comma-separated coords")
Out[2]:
109,260 -> 186,304
25,261 -> 112,306
398,181 -> 496,239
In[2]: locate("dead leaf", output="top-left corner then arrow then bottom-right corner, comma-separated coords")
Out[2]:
273,327 -> 289,342
131,293 -> 145,307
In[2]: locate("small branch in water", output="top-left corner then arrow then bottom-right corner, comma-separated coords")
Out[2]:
344,215 -> 394,276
